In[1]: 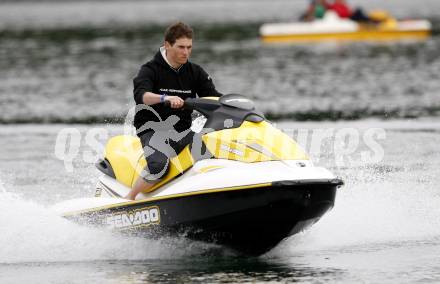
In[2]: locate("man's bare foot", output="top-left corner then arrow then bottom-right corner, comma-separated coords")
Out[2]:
125,177 -> 156,200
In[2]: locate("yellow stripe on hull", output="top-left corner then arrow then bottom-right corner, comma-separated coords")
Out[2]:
262,30 -> 430,43
63,182 -> 272,217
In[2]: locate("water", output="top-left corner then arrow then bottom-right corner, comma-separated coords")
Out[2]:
1,1 -> 440,123
1,0 -> 440,282
1,120 -> 439,283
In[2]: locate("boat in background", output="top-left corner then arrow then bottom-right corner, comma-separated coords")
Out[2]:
260,11 -> 432,44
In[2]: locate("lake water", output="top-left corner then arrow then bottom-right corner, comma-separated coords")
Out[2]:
1,0 -> 440,283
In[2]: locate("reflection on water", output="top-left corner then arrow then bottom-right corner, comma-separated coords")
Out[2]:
0,257 -> 345,283
103,258 -> 344,283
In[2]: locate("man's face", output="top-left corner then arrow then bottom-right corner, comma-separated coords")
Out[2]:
165,37 -> 192,66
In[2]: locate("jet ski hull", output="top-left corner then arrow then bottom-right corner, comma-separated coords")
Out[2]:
64,179 -> 341,255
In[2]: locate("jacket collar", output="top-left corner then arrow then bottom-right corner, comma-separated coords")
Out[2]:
155,46 -> 185,72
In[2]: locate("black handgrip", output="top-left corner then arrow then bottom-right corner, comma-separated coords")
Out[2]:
184,98 -> 196,110
162,99 -> 192,109
162,100 -> 171,107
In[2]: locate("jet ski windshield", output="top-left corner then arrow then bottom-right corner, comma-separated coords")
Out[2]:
219,94 -> 255,110
184,94 -> 264,131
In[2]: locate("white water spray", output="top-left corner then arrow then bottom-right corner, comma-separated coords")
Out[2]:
0,186 -> 219,264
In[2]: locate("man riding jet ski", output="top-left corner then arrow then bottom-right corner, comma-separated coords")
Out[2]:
129,21 -> 224,200
52,94 -> 343,255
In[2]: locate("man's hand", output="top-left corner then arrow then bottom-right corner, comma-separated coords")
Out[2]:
165,96 -> 184,109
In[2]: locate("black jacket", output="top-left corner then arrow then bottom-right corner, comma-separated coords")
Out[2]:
133,49 -> 222,133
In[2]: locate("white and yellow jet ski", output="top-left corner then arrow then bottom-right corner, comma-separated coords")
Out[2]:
52,94 -> 343,255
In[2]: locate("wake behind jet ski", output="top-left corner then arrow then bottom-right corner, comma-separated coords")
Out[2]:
52,94 -> 343,255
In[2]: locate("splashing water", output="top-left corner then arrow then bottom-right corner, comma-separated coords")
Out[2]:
268,163 -> 440,259
0,186 -> 223,264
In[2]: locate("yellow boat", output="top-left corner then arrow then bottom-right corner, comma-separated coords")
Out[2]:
260,11 -> 431,43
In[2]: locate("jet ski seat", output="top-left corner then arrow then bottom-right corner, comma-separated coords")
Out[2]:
98,135 -> 195,191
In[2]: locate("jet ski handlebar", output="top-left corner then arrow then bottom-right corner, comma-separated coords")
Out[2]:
183,98 -> 196,110
161,97 -> 197,110
162,97 -> 220,116
162,95 -> 264,130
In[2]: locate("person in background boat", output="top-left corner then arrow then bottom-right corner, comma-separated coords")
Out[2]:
328,0 -> 371,22
300,0 -> 330,21
127,22 -> 222,200
327,0 -> 351,18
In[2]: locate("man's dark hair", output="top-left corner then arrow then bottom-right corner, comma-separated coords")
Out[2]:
164,22 -> 193,45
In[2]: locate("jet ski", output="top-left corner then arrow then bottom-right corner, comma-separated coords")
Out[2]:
52,94 -> 343,255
